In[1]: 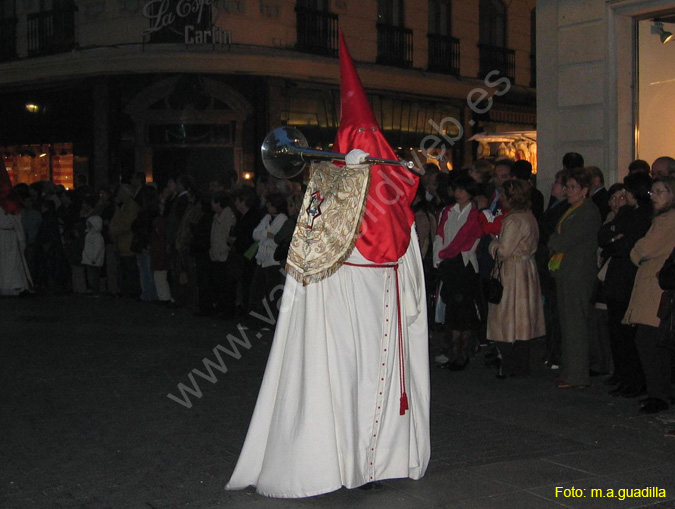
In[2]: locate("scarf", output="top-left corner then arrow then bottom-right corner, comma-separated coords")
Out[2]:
548,199 -> 585,271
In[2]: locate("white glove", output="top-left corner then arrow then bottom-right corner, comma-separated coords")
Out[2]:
345,149 -> 370,165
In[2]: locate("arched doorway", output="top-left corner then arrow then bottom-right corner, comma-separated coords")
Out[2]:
124,76 -> 253,189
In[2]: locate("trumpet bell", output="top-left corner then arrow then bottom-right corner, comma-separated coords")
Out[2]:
261,126 -> 310,179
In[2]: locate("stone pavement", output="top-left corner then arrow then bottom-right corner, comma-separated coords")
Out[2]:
2,294 -> 675,508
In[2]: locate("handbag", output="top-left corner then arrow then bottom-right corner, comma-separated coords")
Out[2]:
486,260 -> 503,304
658,246 -> 675,292
657,291 -> 673,321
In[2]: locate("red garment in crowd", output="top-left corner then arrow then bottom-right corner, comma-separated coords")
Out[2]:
436,206 -> 483,260
477,208 -> 510,236
0,159 -> 22,215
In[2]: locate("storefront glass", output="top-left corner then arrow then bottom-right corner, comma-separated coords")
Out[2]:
637,18 -> 675,164
2,142 -> 74,188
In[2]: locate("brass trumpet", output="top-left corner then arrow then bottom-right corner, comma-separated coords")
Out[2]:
261,126 -> 421,179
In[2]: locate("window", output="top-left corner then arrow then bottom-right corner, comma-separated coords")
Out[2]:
298,0 -> 329,9
428,0 -> 451,37
377,0 -> 412,67
296,0 -> 338,57
479,0 -> 506,47
0,0 -> 17,60
26,0 -> 75,56
427,0 -> 459,74
378,0 -> 405,27
478,0 -> 514,81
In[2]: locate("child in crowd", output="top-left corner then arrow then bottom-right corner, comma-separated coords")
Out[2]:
81,215 -> 105,296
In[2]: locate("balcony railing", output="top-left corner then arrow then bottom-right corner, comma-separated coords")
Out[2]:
27,7 -> 75,56
295,7 -> 338,57
427,34 -> 460,75
0,18 -> 18,61
377,23 -> 412,68
478,43 -> 515,83
530,52 -> 536,88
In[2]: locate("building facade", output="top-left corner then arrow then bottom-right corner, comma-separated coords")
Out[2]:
536,0 -> 675,195
0,0 -> 536,188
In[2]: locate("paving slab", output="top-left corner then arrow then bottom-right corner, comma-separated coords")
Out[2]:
3,294 -> 675,508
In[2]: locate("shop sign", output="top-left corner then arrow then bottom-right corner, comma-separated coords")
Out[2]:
141,0 -> 232,45
184,25 -> 231,45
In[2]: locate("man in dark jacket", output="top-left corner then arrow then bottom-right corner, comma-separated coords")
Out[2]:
231,186 -> 261,317
589,166 -> 610,222
598,172 -> 652,398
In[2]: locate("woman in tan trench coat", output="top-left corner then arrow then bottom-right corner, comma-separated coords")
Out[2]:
623,176 -> 675,414
487,180 -> 545,377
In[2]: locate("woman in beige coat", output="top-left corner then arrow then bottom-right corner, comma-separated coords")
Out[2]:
623,176 -> 675,414
487,180 -> 545,377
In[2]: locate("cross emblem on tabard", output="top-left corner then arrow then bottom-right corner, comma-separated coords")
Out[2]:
305,191 -> 324,230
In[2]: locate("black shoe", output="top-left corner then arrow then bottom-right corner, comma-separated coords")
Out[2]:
359,481 -> 383,491
641,396 -> 675,405
621,385 -> 647,398
484,351 -> 498,361
589,369 -> 609,377
608,384 -> 627,397
639,398 -> 669,414
448,358 -> 470,371
484,357 -> 501,368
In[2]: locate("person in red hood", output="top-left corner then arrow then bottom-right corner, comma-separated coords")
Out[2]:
226,30 -> 430,498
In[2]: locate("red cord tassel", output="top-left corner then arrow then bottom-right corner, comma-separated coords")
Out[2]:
399,392 -> 409,415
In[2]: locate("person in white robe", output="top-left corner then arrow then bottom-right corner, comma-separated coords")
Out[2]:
226,30 -> 430,498
0,161 -> 32,296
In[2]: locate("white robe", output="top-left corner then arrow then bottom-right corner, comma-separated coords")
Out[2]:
226,227 -> 430,498
0,207 -> 32,296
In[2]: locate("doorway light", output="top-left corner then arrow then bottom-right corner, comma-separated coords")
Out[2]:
651,22 -> 673,44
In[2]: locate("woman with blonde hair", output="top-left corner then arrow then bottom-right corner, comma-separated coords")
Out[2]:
487,179 -> 545,377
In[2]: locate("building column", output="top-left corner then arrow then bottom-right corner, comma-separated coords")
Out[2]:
92,79 -> 110,187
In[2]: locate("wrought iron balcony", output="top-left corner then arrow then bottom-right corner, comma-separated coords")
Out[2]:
27,7 -> 76,56
427,34 -> 460,75
295,7 -> 338,57
0,18 -> 17,61
478,43 -> 515,83
376,23 -> 413,68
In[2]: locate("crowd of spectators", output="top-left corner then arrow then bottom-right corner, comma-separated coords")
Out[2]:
8,170 -> 304,327
421,154 -> 675,415
3,152 -> 675,414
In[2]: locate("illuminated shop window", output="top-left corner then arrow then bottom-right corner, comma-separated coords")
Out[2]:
1,143 -> 74,188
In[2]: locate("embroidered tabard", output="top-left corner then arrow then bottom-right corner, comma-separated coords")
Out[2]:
286,161 -> 370,285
